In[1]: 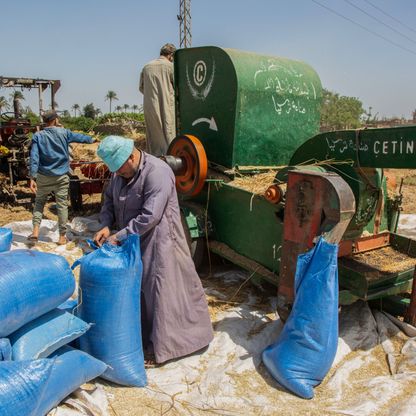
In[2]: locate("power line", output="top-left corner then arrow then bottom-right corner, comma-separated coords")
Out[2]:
363,0 -> 416,36
343,0 -> 416,45
311,0 -> 416,57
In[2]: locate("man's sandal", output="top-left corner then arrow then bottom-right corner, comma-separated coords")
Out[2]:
144,358 -> 158,369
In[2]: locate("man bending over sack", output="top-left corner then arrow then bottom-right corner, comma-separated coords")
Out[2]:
94,135 -> 213,364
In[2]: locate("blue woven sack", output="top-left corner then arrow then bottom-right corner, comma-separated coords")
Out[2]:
0,347 -> 107,416
262,237 -> 339,399
0,338 -> 11,361
36,346 -> 107,415
75,235 -> 147,387
9,309 -> 90,360
0,250 -> 75,337
0,227 -> 12,252
0,358 -> 53,416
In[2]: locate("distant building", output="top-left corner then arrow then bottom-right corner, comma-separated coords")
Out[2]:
367,112 -> 416,128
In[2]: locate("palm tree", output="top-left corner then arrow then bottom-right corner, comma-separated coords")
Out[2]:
72,104 -> 80,117
105,91 -> 118,113
131,104 -> 139,113
123,104 -> 130,113
10,91 -> 25,101
115,105 -> 122,113
0,96 -> 9,114
10,91 -> 25,116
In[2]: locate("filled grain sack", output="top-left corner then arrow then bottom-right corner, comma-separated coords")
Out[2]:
36,346 -> 107,415
0,346 -> 107,416
9,309 -> 90,360
0,358 -> 52,416
262,237 -> 339,399
0,250 -> 75,337
75,234 -> 147,387
0,227 -> 12,252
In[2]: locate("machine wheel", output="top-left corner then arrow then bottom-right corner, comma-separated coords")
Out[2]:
181,212 -> 206,271
167,135 -> 208,196
69,175 -> 83,211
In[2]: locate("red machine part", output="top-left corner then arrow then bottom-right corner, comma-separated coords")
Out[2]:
264,184 -> 284,204
167,135 -> 208,196
277,170 -> 355,320
79,162 -> 109,179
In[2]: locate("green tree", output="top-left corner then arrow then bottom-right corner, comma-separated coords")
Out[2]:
123,104 -> 130,113
72,104 -> 80,117
131,104 -> 139,113
83,103 -> 98,119
0,96 -> 9,113
320,89 -> 365,131
105,90 -> 118,113
115,105 -> 122,113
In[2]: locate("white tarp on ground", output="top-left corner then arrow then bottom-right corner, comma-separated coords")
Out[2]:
4,217 -> 416,416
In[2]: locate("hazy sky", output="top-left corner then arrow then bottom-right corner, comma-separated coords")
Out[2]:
2,0 -> 415,118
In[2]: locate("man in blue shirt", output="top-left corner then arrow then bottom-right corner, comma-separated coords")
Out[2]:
29,110 -> 94,245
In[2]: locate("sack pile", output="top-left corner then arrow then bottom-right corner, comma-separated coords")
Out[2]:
0,249 -> 107,416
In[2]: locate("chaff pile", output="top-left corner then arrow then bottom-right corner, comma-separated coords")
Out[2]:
344,246 -> 416,275
228,171 -> 278,194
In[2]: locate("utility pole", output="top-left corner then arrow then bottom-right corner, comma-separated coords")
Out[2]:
178,0 -> 191,48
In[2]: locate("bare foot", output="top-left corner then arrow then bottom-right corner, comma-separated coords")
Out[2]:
57,235 -> 67,245
28,226 -> 39,242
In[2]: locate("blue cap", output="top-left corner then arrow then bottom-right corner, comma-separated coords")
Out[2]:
97,136 -> 134,172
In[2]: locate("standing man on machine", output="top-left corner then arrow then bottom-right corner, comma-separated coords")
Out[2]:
94,135 -> 213,365
139,43 -> 176,156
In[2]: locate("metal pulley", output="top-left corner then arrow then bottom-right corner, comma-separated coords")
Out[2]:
264,184 -> 285,204
165,135 -> 208,196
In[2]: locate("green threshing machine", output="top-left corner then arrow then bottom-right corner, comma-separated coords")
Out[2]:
164,46 -> 416,321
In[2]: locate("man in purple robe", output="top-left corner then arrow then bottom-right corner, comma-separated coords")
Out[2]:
94,135 -> 213,364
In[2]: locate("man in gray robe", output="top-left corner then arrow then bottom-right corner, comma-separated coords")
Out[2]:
139,43 -> 176,156
94,135 -> 213,364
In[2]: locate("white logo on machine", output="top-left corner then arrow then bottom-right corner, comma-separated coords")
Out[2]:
193,61 -> 206,86
186,59 -> 216,100
191,116 -> 218,131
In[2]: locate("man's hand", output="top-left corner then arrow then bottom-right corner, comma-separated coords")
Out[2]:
29,179 -> 37,194
94,226 -> 111,246
106,234 -> 120,245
